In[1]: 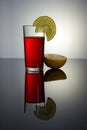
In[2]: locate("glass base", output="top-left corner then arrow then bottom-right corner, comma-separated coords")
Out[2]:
26,67 -> 43,73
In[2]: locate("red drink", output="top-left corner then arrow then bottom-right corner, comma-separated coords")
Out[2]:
24,37 -> 44,69
25,72 -> 45,103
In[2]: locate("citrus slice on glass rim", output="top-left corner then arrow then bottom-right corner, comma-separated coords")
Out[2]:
33,16 -> 56,41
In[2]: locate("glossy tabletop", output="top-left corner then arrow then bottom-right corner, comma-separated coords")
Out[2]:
0,59 -> 87,130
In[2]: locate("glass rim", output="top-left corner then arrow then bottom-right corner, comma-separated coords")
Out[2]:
23,25 -> 36,27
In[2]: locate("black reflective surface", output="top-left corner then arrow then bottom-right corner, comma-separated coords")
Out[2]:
0,59 -> 87,130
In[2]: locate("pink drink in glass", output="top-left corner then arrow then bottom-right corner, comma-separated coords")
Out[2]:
24,37 -> 44,69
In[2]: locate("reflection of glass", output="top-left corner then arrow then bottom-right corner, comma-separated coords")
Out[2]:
23,25 -> 44,72
24,70 -> 56,120
44,68 -> 67,82
25,71 -> 45,103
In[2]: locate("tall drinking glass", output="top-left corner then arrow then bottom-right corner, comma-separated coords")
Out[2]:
23,25 -> 44,72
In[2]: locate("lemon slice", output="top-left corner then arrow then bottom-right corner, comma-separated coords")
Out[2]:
33,16 -> 56,41
44,54 -> 67,69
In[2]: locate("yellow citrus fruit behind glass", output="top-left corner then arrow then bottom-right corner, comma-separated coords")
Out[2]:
33,16 -> 56,41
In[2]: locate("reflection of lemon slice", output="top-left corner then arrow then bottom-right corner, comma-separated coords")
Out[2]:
33,16 -> 56,41
33,97 -> 56,120
44,54 -> 67,69
44,69 -> 67,82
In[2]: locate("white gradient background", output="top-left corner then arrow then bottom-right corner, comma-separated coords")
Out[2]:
0,0 -> 87,58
